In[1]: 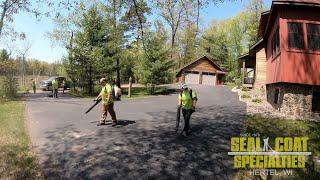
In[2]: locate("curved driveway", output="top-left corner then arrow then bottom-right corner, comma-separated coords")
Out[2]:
25,85 -> 246,179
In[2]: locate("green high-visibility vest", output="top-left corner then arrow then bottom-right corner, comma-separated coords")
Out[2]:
52,79 -> 58,89
179,89 -> 197,109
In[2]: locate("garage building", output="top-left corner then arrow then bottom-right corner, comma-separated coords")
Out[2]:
176,56 -> 227,86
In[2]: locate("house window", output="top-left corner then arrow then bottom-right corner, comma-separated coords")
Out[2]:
312,91 -> 320,112
274,88 -> 280,104
307,24 -> 320,51
288,22 -> 305,49
272,28 -> 280,57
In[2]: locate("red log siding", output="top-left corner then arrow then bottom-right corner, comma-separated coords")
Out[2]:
266,13 -> 281,84
266,6 -> 320,85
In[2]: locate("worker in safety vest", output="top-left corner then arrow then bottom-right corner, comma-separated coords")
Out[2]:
52,78 -> 59,98
31,79 -> 36,94
178,84 -> 197,136
95,78 -> 117,126
62,79 -> 66,94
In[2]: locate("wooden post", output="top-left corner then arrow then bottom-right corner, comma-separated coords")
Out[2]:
128,76 -> 132,98
242,61 -> 245,85
182,72 -> 185,84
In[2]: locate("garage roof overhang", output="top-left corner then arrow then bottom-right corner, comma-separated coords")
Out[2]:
176,56 -> 227,77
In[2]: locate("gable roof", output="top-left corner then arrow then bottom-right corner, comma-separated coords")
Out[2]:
238,38 -> 264,61
176,56 -> 226,76
258,11 -> 270,38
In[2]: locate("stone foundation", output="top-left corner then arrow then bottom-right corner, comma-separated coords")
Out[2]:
266,83 -> 320,120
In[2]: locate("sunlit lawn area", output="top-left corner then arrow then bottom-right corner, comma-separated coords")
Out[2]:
0,97 -> 43,179
234,115 -> 320,179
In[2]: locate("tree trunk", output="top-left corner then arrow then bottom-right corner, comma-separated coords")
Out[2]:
113,0 -> 121,88
116,59 -> 120,87
197,0 -> 200,33
22,55 -> 26,88
0,0 -> 8,39
171,32 -> 175,59
195,0 -> 200,55
89,65 -> 93,95
150,84 -> 155,95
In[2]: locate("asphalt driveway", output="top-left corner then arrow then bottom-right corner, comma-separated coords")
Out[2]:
25,84 -> 246,179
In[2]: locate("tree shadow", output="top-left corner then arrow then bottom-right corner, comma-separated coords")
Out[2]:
35,102 -> 246,179
115,120 -> 136,127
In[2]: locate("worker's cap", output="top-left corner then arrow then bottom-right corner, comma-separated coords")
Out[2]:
182,84 -> 188,89
99,78 -> 107,84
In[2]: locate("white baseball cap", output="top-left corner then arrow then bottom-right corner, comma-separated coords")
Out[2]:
182,84 -> 188,89
99,78 -> 107,84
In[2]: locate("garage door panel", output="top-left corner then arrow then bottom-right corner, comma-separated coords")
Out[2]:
185,73 -> 200,84
202,74 -> 216,86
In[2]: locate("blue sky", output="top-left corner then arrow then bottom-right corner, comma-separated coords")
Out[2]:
2,0 -> 272,63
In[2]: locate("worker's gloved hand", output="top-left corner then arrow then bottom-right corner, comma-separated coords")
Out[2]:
192,107 -> 196,113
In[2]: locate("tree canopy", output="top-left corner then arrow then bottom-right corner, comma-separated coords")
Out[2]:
0,0 -> 269,95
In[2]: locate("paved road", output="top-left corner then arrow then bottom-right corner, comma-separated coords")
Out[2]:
25,85 -> 246,179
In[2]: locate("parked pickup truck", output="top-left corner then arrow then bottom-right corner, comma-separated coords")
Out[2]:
40,76 -> 70,91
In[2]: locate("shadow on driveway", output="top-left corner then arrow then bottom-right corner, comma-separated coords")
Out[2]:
38,104 -> 246,179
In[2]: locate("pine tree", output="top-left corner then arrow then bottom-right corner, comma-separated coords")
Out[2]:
69,5 -> 106,94
134,26 -> 175,94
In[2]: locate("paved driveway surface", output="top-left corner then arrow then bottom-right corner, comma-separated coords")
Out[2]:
25,85 -> 246,179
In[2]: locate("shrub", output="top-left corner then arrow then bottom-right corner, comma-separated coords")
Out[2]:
234,78 -> 242,87
1,76 -> 18,98
0,79 -> 4,98
241,94 -> 251,98
241,86 -> 250,91
252,98 -> 262,103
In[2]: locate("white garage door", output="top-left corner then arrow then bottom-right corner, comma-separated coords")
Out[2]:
185,73 -> 200,84
202,74 -> 216,86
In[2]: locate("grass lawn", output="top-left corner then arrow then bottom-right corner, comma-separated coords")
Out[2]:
0,98 -> 43,179
234,115 -> 320,179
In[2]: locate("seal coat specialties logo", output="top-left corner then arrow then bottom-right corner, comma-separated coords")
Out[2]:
228,136 -> 311,169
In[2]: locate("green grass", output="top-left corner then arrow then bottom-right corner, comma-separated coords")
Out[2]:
0,97 -> 43,179
235,115 -> 320,179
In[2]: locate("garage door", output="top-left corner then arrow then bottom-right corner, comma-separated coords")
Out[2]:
202,73 -> 216,86
185,72 -> 200,84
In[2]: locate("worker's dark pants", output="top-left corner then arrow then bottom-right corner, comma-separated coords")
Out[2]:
182,108 -> 193,133
53,89 -> 58,98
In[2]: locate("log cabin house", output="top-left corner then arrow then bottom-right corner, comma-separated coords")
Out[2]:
239,0 -> 320,118
176,56 -> 227,86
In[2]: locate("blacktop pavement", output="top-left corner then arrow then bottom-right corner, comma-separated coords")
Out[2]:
25,84 -> 247,179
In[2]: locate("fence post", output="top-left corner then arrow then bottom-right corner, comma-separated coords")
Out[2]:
128,76 -> 132,98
